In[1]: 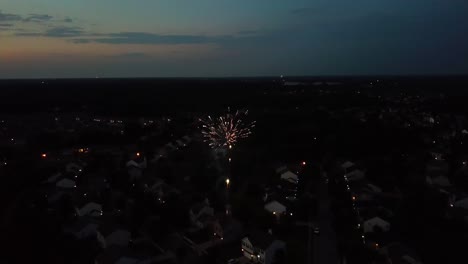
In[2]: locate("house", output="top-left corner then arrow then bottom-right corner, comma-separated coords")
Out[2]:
44,172 -> 62,184
364,217 -> 390,233
63,218 -> 99,239
176,139 -> 185,148
275,166 -> 288,175
79,202 -> 103,217
189,202 -> 214,229
280,171 -> 298,184
56,178 -> 76,189
454,197 -> 468,210
166,143 -> 177,151
426,175 -> 451,188
346,170 -> 365,182
66,162 -> 83,173
98,228 -> 131,248
211,215 -> 243,241
264,201 -> 286,216
241,230 -> 286,264
365,184 -> 382,193
380,243 -> 422,264
126,159 -> 146,181
341,161 -> 355,173
95,239 -> 174,264
182,135 -> 192,144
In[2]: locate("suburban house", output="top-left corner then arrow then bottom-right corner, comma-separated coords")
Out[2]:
453,197 -> 468,210
189,201 -> 214,229
275,165 -> 288,175
346,169 -> 366,182
66,162 -> 84,173
176,139 -> 186,148
280,171 -> 299,184
44,172 -> 62,184
63,218 -> 99,240
264,201 -> 287,216
364,216 -> 391,233
341,161 -> 356,173
380,243 -> 422,264
241,230 -> 286,264
126,159 -> 147,181
79,202 -> 103,217
56,178 -> 76,189
97,227 -> 132,248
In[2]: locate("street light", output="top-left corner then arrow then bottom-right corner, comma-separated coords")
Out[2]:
226,178 -> 230,186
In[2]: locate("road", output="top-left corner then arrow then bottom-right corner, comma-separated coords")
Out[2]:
314,173 -> 339,264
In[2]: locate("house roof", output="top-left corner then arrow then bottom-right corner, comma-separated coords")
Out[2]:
95,245 -> 124,264
106,229 -> 131,247
115,257 -> 138,264
365,216 -> 389,226
281,171 -> 298,183
79,202 -> 102,216
341,161 -> 355,169
454,197 -> 468,210
56,178 -> 76,189
264,200 -> 286,214
346,170 -> 365,181
275,166 -> 288,174
46,172 -> 62,183
246,230 -> 275,250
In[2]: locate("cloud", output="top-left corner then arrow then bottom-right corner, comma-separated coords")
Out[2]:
0,11 -> 22,22
64,17 -> 73,23
16,26 -> 85,37
45,26 -> 84,37
110,52 -> 150,59
71,32 -> 232,45
15,32 -> 42,36
23,14 -> 53,22
0,23 -> 13,27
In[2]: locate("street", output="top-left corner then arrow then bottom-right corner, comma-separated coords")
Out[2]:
314,173 -> 339,264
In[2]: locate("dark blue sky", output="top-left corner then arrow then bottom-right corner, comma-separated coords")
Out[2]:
1,0 -> 468,78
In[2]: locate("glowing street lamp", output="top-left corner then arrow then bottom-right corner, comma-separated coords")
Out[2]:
302,161 -> 306,166
41,153 -> 47,158
226,178 -> 230,187
136,152 -> 141,157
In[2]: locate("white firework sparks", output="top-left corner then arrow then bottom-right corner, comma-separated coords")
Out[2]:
200,108 -> 255,148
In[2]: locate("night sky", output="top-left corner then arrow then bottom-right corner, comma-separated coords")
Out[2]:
1,0 -> 468,78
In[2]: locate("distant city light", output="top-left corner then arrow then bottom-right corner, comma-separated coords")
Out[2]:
136,152 -> 141,157
302,161 -> 307,166
41,153 -> 47,158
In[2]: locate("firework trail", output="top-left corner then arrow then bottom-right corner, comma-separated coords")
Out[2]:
200,108 -> 255,148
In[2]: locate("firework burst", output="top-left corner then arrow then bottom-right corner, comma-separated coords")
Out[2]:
200,108 -> 255,149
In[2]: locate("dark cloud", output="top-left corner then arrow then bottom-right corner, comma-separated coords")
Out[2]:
110,52 -> 149,59
0,11 -> 22,22
64,17 -> 73,23
15,32 -> 42,37
23,14 -> 53,22
15,26 -> 85,38
45,26 -> 84,37
79,32 -> 223,45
